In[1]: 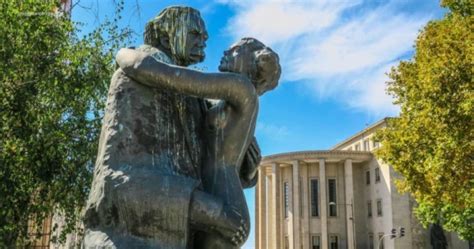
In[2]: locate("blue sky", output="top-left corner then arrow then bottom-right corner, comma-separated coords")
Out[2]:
73,1 -> 445,248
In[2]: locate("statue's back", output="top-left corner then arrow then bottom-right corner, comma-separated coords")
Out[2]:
83,47 -> 206,248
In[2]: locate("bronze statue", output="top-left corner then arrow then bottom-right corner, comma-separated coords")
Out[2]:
83,6 -> 280,249
116,37 -> 280,248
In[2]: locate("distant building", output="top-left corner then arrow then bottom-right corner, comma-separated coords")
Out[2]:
255,118 -> 469,249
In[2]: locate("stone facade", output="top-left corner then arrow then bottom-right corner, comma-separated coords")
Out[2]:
255,118 -> 469,249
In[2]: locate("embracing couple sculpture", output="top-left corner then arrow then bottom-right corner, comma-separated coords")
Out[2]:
83,6 -> 281,249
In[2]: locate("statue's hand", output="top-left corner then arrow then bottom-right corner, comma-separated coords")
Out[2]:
217,205 -> 249,246
189,191 -> 249,245
240,137 -> 261,188
244,139 -> 261,179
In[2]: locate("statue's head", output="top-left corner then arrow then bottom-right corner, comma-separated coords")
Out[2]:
144,6 -> 208,66
219,38 -> 281,96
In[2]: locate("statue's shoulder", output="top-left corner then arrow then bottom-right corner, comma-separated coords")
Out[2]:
137,45 -> 174,64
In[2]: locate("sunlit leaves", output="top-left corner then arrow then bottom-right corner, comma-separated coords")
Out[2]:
376,2 -> 473,240
0,0 -> 131,246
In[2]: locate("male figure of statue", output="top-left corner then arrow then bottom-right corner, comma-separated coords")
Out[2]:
83,6 -> 257,248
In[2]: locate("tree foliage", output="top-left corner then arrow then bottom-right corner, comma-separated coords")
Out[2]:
0,0 -> 131,245
376,1 -> 473,240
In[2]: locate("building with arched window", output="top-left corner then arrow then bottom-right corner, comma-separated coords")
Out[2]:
255,118 -> 469,249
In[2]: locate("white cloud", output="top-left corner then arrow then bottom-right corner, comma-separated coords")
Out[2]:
304,62 -> 400,116
217,0 -> 437,116
348,63 -> 399,114
292,13 -> 425,77
256,122 -> 290,140
221,0 -> 359,45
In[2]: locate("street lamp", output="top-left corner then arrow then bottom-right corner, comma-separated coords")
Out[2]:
378,227 -> 405,249
377,233 -> 391,249
328,201 -> 356,249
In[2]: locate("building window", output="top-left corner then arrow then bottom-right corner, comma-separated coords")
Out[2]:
311,235 -> 321,249
364,139 -> 370,151
355,143 -> 361,151
284,182 -> 289,218
369,233 -> 374,249
328,179 -> 337,217
373,140 -> 380,148
378,233 -> 385,249
367,201 -> 372,217
329,235 -> 338,249
347,146 -> 352,151
310,179 -> 319,217
375,167 -> 381,183
377,199 -> 383,216
366,170 -> 371,185
285,236 -> 289,249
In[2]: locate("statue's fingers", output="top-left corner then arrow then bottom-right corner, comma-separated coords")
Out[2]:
242,223 -> 249,234
248,144 -> 259,159
232,232 -> 243,245
248,153 -> 257,165
251,139 -> 261,155
242,227 -> 248,238
236,225 -> 248,241
237,229 -> 246,240
248,149 -> 261,168
241,219 -> 249,229
246,155 -> 258,172
231,237 -> 238,246
233,234 -> 242,245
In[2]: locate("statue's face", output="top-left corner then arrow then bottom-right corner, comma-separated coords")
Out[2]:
219,38 -> 281,96
173,14 -> 208,66
218,41 -> 255,78
186,18 -> 207,64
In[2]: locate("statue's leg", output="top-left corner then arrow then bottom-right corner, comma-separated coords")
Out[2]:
103,173 -> 198,248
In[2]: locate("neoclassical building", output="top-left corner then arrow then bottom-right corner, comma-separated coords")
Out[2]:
255,118 -> 469,249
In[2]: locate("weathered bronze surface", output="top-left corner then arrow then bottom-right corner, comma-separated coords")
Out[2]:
83,6 -> 280,249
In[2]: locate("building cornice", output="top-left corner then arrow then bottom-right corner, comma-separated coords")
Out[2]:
331,117 -> 392,150
261,150 -> 373,165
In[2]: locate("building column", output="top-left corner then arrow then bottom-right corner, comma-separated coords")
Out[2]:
292,160 -> 301,248
301,163 -> 310,249
271,163 -> 281,249
319,159 -> 328,249
257,166 -> 266,249
344,159 -> 355,249
255,170 -> 260,249
266,175 -> 272,249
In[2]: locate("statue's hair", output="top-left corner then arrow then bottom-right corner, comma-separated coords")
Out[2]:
239,38 -> 281,94
144,6 -> 204,65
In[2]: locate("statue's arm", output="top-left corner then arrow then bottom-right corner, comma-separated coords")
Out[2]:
116,48 -> 256,111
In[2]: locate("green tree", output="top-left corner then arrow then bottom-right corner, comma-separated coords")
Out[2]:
0,0 -> 131,246
376,0 -> 473,240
